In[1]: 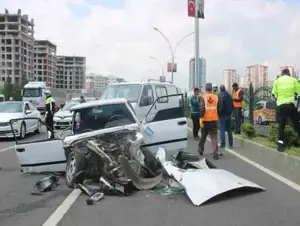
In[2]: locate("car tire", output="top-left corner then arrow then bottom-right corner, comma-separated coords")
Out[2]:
65,149 -> 86,188
19,123 -> 26,140
34,121 -> 40,134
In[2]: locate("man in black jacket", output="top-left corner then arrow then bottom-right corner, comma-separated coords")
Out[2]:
218,85 -> 234,149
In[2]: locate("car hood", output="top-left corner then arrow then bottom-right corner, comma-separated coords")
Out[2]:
0,113 -> 24,123
55,110 -> 72,118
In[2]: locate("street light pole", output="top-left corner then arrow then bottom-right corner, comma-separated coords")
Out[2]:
149,56 -> 164,78
153,27 -> 194,84
195,0 -> 200,89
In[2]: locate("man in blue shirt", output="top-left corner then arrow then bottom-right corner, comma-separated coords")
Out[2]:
190,87 -> 200,140
217,85 -> 234,149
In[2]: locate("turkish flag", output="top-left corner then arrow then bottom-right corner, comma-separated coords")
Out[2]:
167,63 -> 172,72
188,0 -> 195,17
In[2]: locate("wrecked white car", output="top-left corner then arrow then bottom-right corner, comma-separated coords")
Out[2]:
11,94 -> 188,185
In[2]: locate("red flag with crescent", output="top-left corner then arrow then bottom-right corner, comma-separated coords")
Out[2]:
188,0 -> 195,17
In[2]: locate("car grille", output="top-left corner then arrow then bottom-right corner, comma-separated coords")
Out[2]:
56,122 -> 70,126
0,122 -> 9,127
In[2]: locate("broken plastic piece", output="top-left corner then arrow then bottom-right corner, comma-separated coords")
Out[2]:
175,151 -> 200,162
114,177 -> 134,196
31,175 -> 59,195
86,192 -> 104,205
77,183 -> 101,196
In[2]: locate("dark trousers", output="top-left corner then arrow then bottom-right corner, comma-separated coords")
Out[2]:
233,107 -> 242,134
219,117 -> 233,147
45,113 -> 54,138
198,121 -> 218,154
277,103 -> 300,143
191,113 -> 200,138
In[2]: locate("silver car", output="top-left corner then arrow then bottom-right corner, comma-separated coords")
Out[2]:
54,101 -> 78,130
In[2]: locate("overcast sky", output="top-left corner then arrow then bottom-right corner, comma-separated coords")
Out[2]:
1,0 -> 299,89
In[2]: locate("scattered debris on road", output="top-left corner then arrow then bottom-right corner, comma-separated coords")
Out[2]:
31,174 -> 60,195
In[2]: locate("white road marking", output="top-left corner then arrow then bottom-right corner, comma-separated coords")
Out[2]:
0,145 -> 15,153
187,127 -> 300,192
42,189 -> 82,226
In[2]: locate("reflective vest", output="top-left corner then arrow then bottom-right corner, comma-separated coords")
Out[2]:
232,88 -> 243,108
202,93 -> 218,122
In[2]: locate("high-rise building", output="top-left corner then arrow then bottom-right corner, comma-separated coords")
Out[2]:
56,56 -> 86,97
246,64 -> 268,89
33,40 -> 56,87
0,9 -> 34,84
189,57 -> 206,90
223,69 -> 239,93
280,65 -> 296,77
85,73 -> 108,97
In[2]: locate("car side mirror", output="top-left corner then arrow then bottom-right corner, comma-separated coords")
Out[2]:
25,110 -> 31,115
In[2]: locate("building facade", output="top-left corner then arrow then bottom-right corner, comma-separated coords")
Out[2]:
56,55 -> 86,98
33,40 -> 56,87
246,64 -> 268,89
189,57 -> 206,90
0,9 -> 34,84
85,73 -> 108,97
223,69 -> 239,93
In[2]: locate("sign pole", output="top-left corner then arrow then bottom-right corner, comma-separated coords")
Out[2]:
194,0 -> 200,89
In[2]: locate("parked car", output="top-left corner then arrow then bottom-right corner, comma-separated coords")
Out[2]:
54,101 -> 79,130
12,94 -> 188,175
253,100 -> 276,125
0,101 -> 41,139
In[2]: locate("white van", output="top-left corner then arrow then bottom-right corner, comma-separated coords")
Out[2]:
101,80 -> 183,120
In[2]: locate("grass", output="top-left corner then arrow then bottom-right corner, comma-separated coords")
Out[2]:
240,134 -> 300,157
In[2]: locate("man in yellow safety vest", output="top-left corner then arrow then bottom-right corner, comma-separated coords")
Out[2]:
272,68 -> 300,152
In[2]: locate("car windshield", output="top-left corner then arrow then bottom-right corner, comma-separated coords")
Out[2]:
0,103 -> 23,113
23,88 -> 41,97
72,103 -> 136,134
62,102 -> 78,111
102,84 -> 142,102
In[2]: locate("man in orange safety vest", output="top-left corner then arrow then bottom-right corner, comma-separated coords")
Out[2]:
198,83 -> 220,160
232,83 -> 243,134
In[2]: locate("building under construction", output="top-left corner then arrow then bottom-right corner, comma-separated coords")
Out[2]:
0,9 -> 34,84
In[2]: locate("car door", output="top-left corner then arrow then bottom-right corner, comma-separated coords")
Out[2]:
137,85 -> 155,121
12,117 -> 66,173
24,102 -> 36,132
141,93 -> 188,154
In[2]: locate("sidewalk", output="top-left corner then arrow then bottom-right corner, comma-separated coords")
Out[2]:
187,119 -> 300,185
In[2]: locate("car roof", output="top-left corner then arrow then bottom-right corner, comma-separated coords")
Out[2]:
70,98 -> 128,111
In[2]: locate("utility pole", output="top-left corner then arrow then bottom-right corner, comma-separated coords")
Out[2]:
194,0 -> 199,89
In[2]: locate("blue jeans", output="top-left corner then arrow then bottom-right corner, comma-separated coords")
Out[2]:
219,117 -> 233,147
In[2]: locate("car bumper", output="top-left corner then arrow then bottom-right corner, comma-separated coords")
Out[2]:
0,126 -> 19,138
54,119 -> 72,129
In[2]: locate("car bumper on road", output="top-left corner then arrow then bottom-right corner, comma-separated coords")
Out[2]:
0,126 -> 19,138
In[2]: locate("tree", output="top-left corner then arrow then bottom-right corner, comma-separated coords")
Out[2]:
2,77 -> 28,101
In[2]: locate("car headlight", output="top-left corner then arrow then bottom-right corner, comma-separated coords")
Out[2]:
54,117 -> 61,121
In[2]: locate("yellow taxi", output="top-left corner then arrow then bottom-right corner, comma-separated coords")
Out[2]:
253,100 -> 276,125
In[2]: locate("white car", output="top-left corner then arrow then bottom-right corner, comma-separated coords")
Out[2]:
54,101 -> 79,130
13,94 -> 188,173
0,101 -> 41,139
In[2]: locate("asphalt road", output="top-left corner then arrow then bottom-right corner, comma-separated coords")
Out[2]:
0,128 -> 299,226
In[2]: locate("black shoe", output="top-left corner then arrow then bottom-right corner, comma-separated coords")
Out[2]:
277,143 -> 285,152
213,153 -> 219,160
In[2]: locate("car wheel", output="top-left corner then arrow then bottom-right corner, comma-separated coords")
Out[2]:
65,149 -> 86,188
19,123 -> 26,140
34,121 -> 40,134
258,116 -> 262,125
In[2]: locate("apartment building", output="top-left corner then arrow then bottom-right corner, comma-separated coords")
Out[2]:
189,57 -> 206,90
56,55 -> 86,97
85,73 -> 107,97
223,69 -> 239,93
0,9 -> 34,84
33,40 -> 56,87
246,64 -> 268,89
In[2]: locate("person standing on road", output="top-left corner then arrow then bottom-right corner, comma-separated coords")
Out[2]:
190,88 -> 201,140
232,83 -> 244,134
272,68 -> 300,152
213,84 -> 219,95
218,85 -> 234,150
79,95 -> 86,103
198,83 -> 220,160
44,90 -> 55,139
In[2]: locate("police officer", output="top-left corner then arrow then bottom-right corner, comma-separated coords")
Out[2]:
44,90 -> 55,139
198,83 -> 220,160
79,95 -> 86,103
212,84 -> 219,95
272,68 -> 300,152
